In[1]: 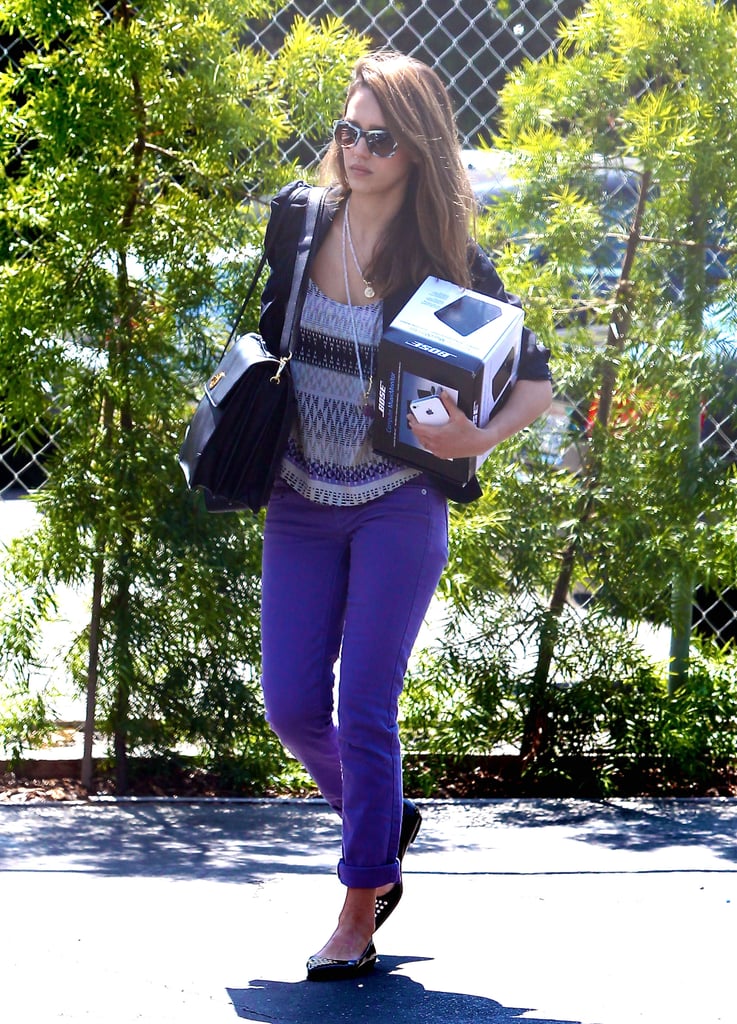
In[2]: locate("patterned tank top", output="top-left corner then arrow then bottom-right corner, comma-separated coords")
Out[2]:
279,280 -> 419,505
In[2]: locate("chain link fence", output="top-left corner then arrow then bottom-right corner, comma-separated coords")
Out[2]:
2,0 -> 737,644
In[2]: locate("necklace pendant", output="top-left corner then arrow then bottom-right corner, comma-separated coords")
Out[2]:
363,283 -> 375,299
361,378 -> 374,417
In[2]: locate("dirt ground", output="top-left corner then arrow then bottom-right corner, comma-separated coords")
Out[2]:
2,752 -> 736,802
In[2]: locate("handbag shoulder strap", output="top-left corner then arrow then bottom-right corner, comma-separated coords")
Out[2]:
221,184 -> 328,359
221,250 -> 268,358
278,185 -> 328,358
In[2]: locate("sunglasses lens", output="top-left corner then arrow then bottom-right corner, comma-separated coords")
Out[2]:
367,131 -> 396,158
334,121 -> 359,148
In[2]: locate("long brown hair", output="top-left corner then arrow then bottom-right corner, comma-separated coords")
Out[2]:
320,52 -> 475,294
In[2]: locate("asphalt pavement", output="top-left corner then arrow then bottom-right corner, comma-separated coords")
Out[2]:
1,797 -> 735,1023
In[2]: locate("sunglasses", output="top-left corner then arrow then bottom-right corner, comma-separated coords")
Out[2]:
332,119 -> 398,159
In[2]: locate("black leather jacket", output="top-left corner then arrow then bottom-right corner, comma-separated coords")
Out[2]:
259,181 -> 551,504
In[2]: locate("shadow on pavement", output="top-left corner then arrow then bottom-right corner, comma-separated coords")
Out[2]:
228,957 -> 584,1023
4,798 -> 737,883
0,802 -> 341,881
485,798 -> 737,863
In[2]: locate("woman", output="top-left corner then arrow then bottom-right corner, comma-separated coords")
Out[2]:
258,52 -> 552,981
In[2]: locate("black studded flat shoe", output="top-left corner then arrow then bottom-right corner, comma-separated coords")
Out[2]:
374,880 -> 403,930
374,799 -> 422,930
398,798 -> 422,860
306,940 -> 377,982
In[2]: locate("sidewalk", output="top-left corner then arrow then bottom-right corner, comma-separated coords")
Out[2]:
1,797 -> 735,1023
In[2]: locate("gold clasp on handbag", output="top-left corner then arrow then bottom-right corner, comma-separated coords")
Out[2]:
209,370 -> 226,390
270,352 -> 292,383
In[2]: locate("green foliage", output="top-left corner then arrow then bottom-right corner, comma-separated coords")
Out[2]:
401,592 -> 526,759
0,545 -> 57,759
0,686 -> 54,764
0,0 -> 367,778
398,0 -> 737,785
528,634 -> 737,790
401,595 -> 737,794
4,0 -> 737,794
479,0 -> 737,631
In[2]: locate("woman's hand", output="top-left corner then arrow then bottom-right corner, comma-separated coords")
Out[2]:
407,379 -> 554,460
408,390 -> 488,459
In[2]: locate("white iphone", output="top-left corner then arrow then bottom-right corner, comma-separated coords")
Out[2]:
410,395 -> 450,425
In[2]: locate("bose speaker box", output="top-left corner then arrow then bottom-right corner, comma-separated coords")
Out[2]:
373,276 -> 523,483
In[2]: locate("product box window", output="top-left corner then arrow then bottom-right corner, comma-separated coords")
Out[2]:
373,277 -> 524,483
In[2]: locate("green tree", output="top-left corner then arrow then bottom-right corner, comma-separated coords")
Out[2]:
499,0 -> 737,693
0,0 -> 365,790
402,0 -> 737,778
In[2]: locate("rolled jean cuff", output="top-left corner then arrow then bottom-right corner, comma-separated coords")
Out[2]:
337,858 -> 401,889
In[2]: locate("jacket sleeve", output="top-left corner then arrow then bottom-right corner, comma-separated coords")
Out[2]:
258,181 -> 311,355
469,244 -> 552,383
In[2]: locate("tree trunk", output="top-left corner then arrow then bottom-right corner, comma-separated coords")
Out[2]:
668,175 -> 707,692
81,557 -> 105,791
521,169 -> 652,767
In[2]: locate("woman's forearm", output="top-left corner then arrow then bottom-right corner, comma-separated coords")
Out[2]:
480,378 -> 554,453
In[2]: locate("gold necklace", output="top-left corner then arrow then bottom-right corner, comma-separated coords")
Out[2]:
344,197 -> 376,299
341,207 -> 375,416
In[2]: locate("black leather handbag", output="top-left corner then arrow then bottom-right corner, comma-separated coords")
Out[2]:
178,187 -> 325,513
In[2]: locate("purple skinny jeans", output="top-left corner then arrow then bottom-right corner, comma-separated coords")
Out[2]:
260,476 -> 448,889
